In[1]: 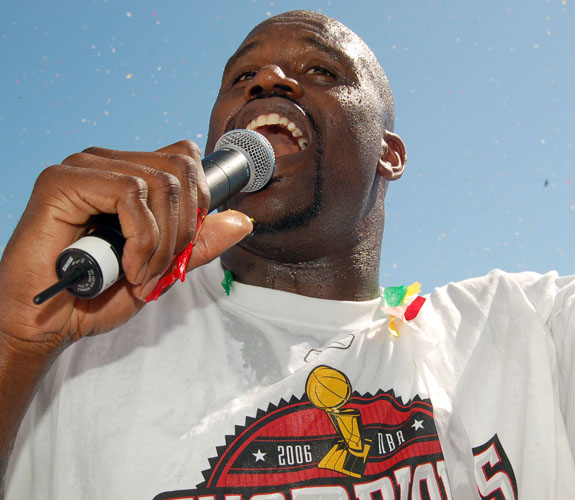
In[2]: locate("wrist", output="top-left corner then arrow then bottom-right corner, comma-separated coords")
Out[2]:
0,329 -> 63,373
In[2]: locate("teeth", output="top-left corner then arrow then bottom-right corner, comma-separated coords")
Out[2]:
245,113 -> 308,150
256,115 -> 267,127
267,113 -> 280,125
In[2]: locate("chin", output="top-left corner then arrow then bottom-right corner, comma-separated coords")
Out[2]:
236,230 -> 325,264
226,174 -> 320,224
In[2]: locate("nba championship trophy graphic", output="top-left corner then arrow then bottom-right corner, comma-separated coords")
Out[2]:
306,366 -> 372,478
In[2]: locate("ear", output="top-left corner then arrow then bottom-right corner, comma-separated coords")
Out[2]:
377,130 -> 406,181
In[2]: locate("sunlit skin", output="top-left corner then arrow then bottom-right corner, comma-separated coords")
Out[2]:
207,11 -> 406,301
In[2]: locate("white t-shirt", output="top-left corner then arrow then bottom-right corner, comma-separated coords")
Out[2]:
5,261 -> 575,499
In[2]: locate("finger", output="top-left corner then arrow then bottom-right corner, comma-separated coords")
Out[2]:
156,140 -> 211,219
186,210 -> 253,271
85,142 -> 209,215
22,165 -> 158,290
77,143 -> 209,251
62,153 -> 182,285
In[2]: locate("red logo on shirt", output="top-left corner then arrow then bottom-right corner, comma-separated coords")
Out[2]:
154,366 -> 517,499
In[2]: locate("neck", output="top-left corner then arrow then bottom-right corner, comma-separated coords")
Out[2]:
221,243 -> 381,301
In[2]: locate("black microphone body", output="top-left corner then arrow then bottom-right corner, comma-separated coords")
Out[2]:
34,130 -> 274,304
203,148 -> 251,212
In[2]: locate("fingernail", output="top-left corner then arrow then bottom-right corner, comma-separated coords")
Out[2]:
138,275 -> 161,302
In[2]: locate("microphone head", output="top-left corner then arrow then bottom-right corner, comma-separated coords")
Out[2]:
214,129 -> 275,192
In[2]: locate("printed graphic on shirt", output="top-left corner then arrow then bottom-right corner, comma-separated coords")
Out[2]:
305,365 -> 372,478
473,435 -> 518,500
154,365 -> 517,500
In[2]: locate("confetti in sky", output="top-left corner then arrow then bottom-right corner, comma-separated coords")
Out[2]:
1,1 -> 574,290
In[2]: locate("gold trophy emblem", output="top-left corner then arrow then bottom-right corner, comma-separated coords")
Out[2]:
306,365 -> 372,478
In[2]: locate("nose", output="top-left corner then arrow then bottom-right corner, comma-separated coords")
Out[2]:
244,64 -> 304,100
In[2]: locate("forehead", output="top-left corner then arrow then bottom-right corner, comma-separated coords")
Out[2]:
225,16 -> 367,74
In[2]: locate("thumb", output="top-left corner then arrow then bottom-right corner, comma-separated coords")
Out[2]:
186,210 -> 253,271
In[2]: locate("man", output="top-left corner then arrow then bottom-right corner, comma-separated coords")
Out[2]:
0,10 -> 573,500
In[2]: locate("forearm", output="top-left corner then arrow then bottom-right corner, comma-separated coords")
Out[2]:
0,334 -> 54,490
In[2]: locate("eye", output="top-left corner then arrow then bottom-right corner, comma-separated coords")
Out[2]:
234,70 -> 257,83
305,66 -> 335,77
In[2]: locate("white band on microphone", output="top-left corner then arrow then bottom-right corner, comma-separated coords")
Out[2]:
63,236 -> 121,293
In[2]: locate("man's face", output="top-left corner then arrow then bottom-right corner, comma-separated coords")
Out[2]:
207,14 -> 386,260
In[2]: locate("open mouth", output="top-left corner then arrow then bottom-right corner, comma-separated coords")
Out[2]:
246,113 -> 308,158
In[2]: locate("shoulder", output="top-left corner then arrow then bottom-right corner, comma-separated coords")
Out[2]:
431,268 -> 570,300
425,269 -> 575,324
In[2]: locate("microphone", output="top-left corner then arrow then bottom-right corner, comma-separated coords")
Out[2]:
33,129 -> 275,304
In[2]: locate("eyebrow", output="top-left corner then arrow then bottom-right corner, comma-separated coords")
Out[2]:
224,41 -> 260,74
301,36 -> 358,72
224,35 -> 357,75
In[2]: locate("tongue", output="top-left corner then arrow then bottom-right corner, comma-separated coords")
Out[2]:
256,126 -> 301,158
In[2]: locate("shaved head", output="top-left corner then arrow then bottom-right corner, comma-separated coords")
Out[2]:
247,10 -> 395,131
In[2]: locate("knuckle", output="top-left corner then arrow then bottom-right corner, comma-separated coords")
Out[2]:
154,171 -> 182,201
167,152 -> 198,170
35,164 -> 61,187
173,139 -> 202,160
122,175 -> 149,200
179,156 -> 200,185
61,152 -> 88,166
81,146 -> 100,155
166,153 -> 200,188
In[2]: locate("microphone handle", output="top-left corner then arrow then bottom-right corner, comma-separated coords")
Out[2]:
203,148 -> 250,212
35,148 -> 250,303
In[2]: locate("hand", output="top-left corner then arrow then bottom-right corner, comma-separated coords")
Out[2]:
0,140 -> 253,358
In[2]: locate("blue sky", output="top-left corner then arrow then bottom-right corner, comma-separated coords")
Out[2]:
1,0 -> 574,292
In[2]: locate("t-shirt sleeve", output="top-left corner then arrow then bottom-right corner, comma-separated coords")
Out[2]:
513,271 -> 575,450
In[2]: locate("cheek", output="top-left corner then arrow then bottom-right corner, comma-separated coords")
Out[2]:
325,87 -> 382,173
316,88 -> 384,222
207,94 -> 243,151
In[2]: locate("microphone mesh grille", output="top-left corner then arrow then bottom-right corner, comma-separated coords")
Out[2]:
214,129 -> 275,192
